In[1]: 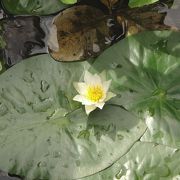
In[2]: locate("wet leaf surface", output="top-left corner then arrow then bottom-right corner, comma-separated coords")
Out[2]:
91,30 -> 180,150
0,54 -> 146,179
128,0 -> 159,8
81,142 -> 180,179
0,30 -> 179,180
0,0 -> 179,178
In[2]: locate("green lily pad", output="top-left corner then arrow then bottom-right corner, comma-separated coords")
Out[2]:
61,0 -> 77,4
1,0 -> 67,15
132,31 -> 180,57
128,0 -> 159,8
92,31 -> 180,148
0,54 -> 146,179
81,142 -> 180,180
141,111 -> 180,149
0,30 -> 179,179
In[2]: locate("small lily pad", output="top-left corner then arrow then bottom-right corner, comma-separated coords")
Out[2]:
48,5 -> 124,62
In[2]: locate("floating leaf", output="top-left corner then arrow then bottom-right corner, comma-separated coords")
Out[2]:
81,142 -> 180,179
1,0 -> 67,15
48,5 -> 123,62
91,30 -> 180,148
141,111 -> 180,149
128,0 -> 159,8
129,31 -> 180,57
0,54 -> 146,179
61,0 -> 77,4
0,30 -> 179,179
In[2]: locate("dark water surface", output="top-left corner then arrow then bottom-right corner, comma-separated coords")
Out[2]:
0,0 -> 125,67
0,0 -> 179,68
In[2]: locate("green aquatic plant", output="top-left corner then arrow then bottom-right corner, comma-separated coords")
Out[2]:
1,0 -> 67,15
0,55 -> 146,180
80,142 -> 180,179
1,0 -> 161,15
0,30 -> 179,179
61,0 -> 77,4
128,0 -> 159,8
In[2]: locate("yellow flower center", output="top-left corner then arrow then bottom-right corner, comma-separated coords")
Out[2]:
86,85 -> 104,102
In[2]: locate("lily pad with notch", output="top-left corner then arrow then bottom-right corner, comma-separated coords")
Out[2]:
0,54 -> 146,179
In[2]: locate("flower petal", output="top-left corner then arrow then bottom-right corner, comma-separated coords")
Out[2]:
73,95 -> 84,103
73,95 -> 96,105
85,105 -> 97,115
84,71 -> 94,83
105,92 -> 116,101
73,82 -> 87,95
96,102 -> 105,109
84,71 -> 102,85
99,70 -> 107,81
93,74 -> 102,85
103,80 -> 112,92
81,99 -> 94,105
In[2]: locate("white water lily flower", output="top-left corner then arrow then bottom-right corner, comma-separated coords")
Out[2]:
73,71 -> 116,115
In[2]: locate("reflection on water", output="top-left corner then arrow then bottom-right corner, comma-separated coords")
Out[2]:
0,4 -> 124,66
0,9 -> 4,20
0,3 -> 7,20
164,0 -> 180,29
0,0 -> 179,67
2,16 -> 47,66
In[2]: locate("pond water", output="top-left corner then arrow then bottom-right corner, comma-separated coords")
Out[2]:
0,0 -> 125,68
0,0 -> 179,69
0,0 -> 179,179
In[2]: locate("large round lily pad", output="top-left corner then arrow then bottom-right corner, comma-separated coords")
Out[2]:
0,54 -> 146,179
81,142 -> 180,180
92,30 -> 180,148
0,30 -> 179,179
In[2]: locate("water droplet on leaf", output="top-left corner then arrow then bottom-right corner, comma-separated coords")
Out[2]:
75,160 -> 81,167
41,80 -> 50,92
115,170 -> 123,179
32,98 -> 53,112
78,130 -> 90,140
53,151 -> 61,158
23,70 -> 34,83
117,133 -> 124,140
0,102 -> 8,116
37,161 -> 47,167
